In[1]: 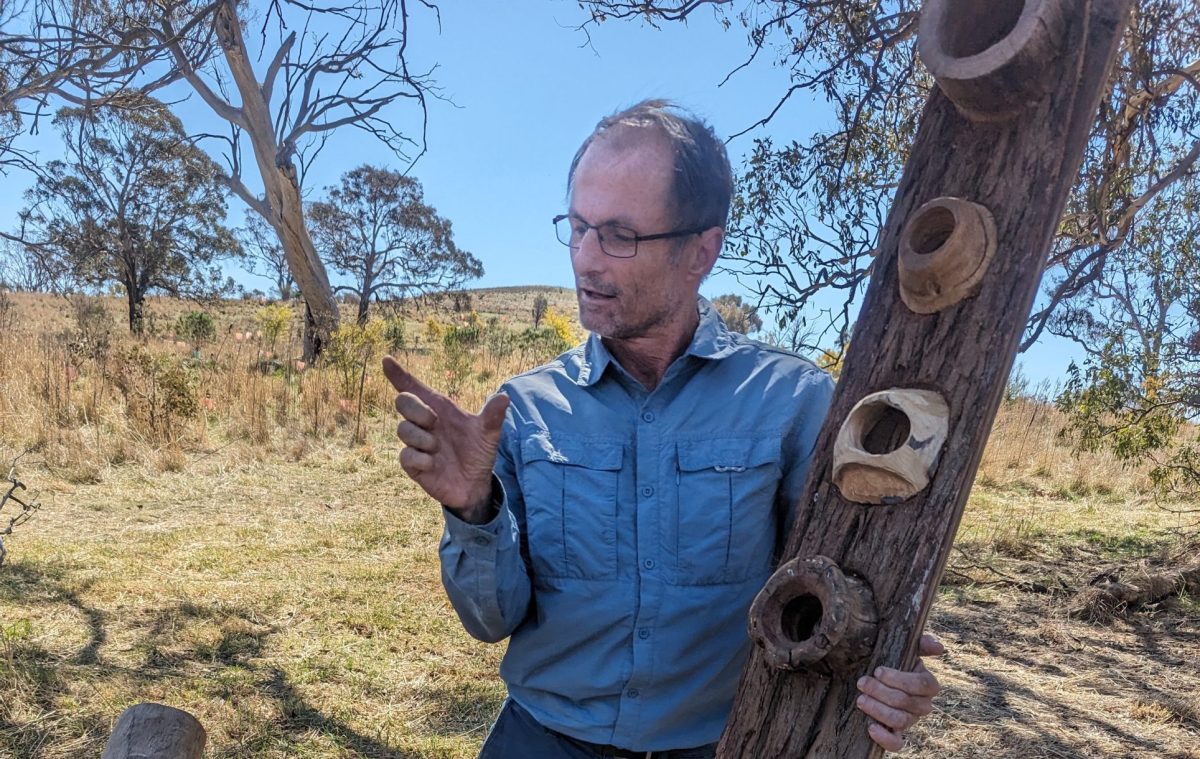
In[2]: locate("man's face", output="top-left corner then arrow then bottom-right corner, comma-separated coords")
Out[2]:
568,137 -> 701,341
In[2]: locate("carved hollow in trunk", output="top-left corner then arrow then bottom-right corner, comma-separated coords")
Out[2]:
832,389 -> 950,505
748,555 -> 878,673
898,197 -> 997,314
101,703 -> 206,759
918,0 -> 1072,121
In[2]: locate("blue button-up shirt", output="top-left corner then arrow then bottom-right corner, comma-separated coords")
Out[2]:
440,297 -> 833,751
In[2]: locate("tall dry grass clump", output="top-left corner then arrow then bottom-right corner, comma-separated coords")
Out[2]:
978,392 -> 1155,498
0,288 -> 1169,506
0,292 -> 577,486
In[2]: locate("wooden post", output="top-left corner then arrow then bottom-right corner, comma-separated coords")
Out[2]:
101,703 -> 206,759
719,0 -> 1133,756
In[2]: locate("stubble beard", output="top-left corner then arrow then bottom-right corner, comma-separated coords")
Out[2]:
578,289 -> 678,341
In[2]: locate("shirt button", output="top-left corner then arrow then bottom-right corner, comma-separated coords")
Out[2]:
638,628 -> 651,640
474,536 -> 490,546
642,559 -> 655,570
641,411 -> 655,423
640,486 -> 654,498
627,688 -> 640,698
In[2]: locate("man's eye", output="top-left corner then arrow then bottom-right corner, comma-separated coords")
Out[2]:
570,221 -> 590,237
606,226 -> 637,244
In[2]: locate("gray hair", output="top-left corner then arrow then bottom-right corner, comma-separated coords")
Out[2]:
567,99 -> 733,231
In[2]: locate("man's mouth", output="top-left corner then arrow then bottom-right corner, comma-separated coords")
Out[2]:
579,287 -> 617,301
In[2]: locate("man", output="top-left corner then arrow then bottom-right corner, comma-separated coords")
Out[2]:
384,100 -> 941,758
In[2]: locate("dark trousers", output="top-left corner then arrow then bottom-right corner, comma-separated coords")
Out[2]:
477,698 -> 718,759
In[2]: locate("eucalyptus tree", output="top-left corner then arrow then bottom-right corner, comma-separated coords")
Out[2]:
2,0 -> 438,359
239,211 -> 294,301
579,0 -> 1200,499
309,165 -> 482,324
20,99 -> 238,334
0,0 -> 218,174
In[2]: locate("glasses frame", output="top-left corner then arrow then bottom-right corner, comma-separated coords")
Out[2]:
552,213 -> 710,259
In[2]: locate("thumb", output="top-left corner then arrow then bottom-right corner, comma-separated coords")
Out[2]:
919,633 -> 946,658
479,392 -> 510,436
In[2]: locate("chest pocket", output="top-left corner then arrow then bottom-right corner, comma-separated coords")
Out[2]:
673,437 -> 782,585
520,433 -> 623,580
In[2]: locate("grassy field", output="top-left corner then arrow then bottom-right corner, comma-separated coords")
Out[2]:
0,290 -> 1197,757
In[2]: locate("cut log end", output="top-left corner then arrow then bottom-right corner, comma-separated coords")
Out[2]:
101,703 -> 206,759
918,0 -> 1072,121
832,389 -> 950,505
748,555 -> 878,673
898,197 -> 997,314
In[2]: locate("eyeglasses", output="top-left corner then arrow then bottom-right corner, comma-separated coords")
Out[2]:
552,213 -> 709,259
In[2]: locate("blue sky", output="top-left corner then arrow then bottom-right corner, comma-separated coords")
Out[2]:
0,0 -> 1080,384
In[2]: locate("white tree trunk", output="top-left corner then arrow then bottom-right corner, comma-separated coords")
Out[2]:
212,0 -> 339,360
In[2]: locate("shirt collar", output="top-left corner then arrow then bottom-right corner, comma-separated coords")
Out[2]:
576,296 -> 736,387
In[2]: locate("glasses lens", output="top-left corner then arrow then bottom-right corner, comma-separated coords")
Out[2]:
598,225 -> 638,258
554,216 -> 577,248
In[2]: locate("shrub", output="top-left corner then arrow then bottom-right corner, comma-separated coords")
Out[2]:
108,346 -> 198,443
175,311 -> 216,346
384,317 -> 407,353
256,303 -> 294,350
437,325 -> 482,398
326,319 -> 387,398
543,307 -> 581,346
425,317 -> 444,342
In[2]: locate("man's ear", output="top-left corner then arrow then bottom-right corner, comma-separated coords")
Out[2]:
689,226 -> 724,279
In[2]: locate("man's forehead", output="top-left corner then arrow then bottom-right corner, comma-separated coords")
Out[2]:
571,132 -> 675,197
589,121 -> 673,156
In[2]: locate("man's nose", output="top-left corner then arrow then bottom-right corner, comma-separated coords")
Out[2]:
573,227 -> 606,264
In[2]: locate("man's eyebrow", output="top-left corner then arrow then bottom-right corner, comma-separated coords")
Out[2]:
567,208 -> 638,228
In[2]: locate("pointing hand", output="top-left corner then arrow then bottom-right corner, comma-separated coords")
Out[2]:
383,355 -> 510,523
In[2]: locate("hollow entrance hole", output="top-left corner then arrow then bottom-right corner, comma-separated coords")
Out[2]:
941,0 -> 1026,59
859,403 -> 912,455
781,594 -> 824,643
909,206 -> 956,256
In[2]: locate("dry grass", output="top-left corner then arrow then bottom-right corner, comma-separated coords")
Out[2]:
1,447 -> 505,758
0,289 -> 1197,757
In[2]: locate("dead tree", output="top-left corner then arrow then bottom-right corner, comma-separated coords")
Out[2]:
150,0 -> 434,360
720,1 -> 1133,756
1,454 -> 40,566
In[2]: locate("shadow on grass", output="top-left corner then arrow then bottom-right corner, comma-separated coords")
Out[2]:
0,566 -> 424,757
0,560 -> 106,663
930,597 -> 1200,759
0,561 -> 112,757
417,681 -> 505,740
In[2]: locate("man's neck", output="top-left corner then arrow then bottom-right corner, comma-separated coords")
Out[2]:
602,307 -> 701,391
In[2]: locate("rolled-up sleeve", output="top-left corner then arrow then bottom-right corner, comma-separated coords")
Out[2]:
439,412 -> 532,643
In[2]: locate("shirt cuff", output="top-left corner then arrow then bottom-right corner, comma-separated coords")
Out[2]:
441,475 -> 508,548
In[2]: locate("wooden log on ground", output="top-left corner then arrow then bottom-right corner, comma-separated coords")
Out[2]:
1069,560 -> 1200,622
101,703 -> 206,759
719,0 -> 1133,756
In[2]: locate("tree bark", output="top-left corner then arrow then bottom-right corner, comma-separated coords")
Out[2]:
126,284 -> 145,336
720,2 -> 1133,757
211,0 -> 339,360
356,293 -> 370,325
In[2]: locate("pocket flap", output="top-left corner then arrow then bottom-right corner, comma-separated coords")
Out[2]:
523,434 -> 623,470
677,437 -> 781,473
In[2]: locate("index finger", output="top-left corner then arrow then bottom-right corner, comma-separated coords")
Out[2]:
382,355 -> 434,399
